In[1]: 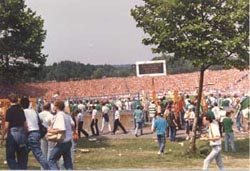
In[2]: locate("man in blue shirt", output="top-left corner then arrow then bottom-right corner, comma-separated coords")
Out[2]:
154,113 -> 168,155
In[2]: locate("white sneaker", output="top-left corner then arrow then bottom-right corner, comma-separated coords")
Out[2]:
186,136 -> 190,140
157,151 -> 161,155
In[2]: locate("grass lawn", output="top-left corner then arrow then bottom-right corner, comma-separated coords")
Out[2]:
0,137 -> 249,170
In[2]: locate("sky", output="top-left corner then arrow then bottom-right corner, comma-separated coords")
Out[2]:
25,0 -> 155,65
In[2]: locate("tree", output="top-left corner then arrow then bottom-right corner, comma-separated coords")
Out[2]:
0,0 -> 47,82
131,0 -> 249,152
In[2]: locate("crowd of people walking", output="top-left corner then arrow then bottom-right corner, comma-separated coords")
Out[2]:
0,90 -> 249,170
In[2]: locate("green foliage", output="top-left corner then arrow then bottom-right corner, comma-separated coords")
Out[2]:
131,0 -> 249,152
152,54 -> 224,74
131,0 -> 249,71
0,0 -> 47,83
33,61 -> 136,82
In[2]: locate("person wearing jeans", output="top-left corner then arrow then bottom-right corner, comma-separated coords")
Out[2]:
47,100 -> 74,170
100,103 -> 111,133
20,97 -> 51,170
1,93 -> 28,170
222,111 -> 236,152
134,105 -> 143,137
168,107 -> 178,142
201,115 -> 224,171
154,113 -> 168,155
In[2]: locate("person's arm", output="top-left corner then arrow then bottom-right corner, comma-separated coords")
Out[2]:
1,121 -> 9,144
24,121 -> 28,134
75,114 -> 79,130
47,127 -> 65,134
153,120 -> 157,132
202,135 -> 220,141
173,120 -> 178,127
173,117 -> 178,127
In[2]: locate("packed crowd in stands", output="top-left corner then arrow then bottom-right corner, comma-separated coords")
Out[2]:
0,69 -> 249,100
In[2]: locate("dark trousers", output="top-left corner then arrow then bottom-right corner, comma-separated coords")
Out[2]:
90,119 -> 99,136
113,119 -> 127,133
78,121 -> 89,138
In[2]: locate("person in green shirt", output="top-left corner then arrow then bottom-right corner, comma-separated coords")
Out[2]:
206,106 -> 215,121
222,111 -> 236,152
134,105 -> 143,137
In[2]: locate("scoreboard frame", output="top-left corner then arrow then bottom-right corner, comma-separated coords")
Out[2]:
136,60 -> 167,77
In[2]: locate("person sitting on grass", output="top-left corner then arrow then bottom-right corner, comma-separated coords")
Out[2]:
154,112 -> 168,155
222,111 -> 236,152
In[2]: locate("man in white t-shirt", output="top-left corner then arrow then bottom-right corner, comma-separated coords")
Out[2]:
77,109 -> 89,138
201,115 -> 224,171
20,97 -> 51,170
90,106 -> 99,136
78,101 -> 86,112
47,100 -> 74,170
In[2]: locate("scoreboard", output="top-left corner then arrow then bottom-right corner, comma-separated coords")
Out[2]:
136,60 -> 167,77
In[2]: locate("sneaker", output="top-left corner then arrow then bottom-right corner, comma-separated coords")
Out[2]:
186,136 -> 189,140
135,134 -> 138,137
157,151 -> 161,155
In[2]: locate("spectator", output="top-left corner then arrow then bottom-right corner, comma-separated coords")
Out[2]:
90,106 -> 99,136
20,97 -> 51,170
100,102 -> 112,134
39,103 -> 54,168
201,115 -> 224,171
112,106 -> 127,134
76,109 -> 89,138
134,105 -> 143,137
206,106 -> 215,121
1,93 -> 28,170
235,99 -> 244,132
168,107 -> 178,142
222,111 -> 236,152
154,112 -> 168,155
47,100 -> 74,170
184,105 -> 195,140
149,100 -> 157,133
